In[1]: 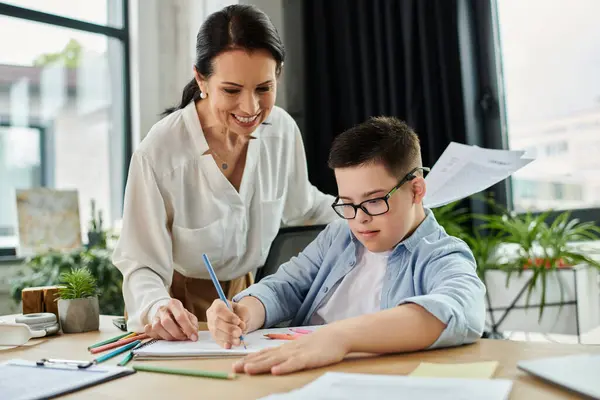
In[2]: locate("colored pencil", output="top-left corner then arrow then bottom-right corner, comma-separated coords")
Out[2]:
133,364 -> 237,380
121,332 -> 138,340
290,328 -> 312,335
202,253 -> 247,349
94,340 -> 141,364
87,332 -> 132,350
117,351 -> 134,367
89,333 -> 148,354
264,333 -> 299,340
117,339 -> 146,366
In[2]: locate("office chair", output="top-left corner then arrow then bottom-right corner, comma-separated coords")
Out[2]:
255,225 -> 327,282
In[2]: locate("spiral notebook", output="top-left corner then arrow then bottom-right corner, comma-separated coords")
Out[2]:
133,326 -> 317,360
0,359 -> 135,400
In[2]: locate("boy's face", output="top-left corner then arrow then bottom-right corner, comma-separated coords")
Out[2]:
334,163 -> 426,253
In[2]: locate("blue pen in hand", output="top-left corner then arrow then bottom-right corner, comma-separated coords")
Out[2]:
202,253 -> 247,349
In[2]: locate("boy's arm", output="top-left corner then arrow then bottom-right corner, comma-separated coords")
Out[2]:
233,245 -> 486,375
232,222 -> 339,329
327,243 -> 486,353
395,244 -> 487,349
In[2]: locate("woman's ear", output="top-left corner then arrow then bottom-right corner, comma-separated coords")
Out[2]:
411,177 -> 427,204
193,67 -> 207,93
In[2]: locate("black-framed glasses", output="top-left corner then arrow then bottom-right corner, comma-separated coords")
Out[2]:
331,166 -> 430,220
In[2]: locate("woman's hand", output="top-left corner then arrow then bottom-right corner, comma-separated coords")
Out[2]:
144,298 -> 199,341
232,329 -> 350,375
206,299 -> 251,349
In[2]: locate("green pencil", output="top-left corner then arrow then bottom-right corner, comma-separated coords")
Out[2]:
133,364 -> 237,380
117,351 -> 134,366
87,332 -> 132,350
117,339 -> 145,366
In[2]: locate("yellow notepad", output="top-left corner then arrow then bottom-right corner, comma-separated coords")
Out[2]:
410,361 -> 499,379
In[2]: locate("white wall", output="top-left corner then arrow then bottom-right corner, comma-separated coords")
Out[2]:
129,0 -> 239,144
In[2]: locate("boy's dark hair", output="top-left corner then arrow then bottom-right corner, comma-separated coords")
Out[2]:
328,116 -> 422,176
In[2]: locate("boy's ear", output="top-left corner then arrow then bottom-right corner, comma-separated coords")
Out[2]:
411,177 -> 427,204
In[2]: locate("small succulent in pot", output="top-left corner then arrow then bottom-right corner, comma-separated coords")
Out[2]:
57,267 -> 100,333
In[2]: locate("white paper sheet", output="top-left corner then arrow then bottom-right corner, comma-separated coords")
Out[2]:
133,326 -> 318,359
423,142 -> 535,208
259,372 -> 513,400
0,359 -> 133,400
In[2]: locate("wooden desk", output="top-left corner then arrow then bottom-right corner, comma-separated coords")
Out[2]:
1,315 -> 598,399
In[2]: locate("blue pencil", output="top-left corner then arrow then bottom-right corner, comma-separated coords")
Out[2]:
94,340 -> 141,364
201,253 -> 247,349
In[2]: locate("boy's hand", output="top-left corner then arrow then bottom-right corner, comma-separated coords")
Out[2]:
232,329 -> 350,375
206,299 -> 251,349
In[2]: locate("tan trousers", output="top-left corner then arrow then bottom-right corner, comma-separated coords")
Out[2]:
169,270 -> 254,322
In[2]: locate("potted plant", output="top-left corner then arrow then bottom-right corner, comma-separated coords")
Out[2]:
434,197 -> 600,337
11,247 -> 124,316
57,267 -> 100,333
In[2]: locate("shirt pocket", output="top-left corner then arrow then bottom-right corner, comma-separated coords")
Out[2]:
260,196 -> 285,256
171,218 -> 224,270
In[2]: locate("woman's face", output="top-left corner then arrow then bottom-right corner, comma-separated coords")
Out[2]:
196,49 -> 278,135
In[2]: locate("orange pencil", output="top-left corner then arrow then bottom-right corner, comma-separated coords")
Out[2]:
90,333 -> 149,354
264,333 -> 299,340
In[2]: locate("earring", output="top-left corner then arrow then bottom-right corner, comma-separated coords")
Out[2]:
200,91 -> 207,99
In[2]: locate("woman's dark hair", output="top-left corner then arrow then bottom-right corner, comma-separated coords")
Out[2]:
162,4 -> 285,116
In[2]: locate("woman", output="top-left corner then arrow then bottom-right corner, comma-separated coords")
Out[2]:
113,4 -> 337,340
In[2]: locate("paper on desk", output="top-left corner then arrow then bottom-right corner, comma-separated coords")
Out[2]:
133,326 -> 319,359
258,372 -> 513,400
423,142 -> 534,208
410,361 -> 499,379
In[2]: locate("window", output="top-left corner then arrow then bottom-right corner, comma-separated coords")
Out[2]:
0,1 -> 130,254
496,0 -> 600,212
2,0 -> 123,27
544,141 -> 568,157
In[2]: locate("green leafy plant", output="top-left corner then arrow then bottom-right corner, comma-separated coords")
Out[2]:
485,209 -> 600,319
431,201 -> 472,240
58,267 -> 98,300
10,247 -> 124,315
435,197 -> 600,321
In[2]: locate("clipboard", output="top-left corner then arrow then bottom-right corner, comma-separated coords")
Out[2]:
0,358 -> 135,400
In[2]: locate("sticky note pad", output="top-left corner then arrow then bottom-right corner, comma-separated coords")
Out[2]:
409,361 -> 499,379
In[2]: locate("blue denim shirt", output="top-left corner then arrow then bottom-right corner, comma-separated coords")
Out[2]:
233,208 -> 486,349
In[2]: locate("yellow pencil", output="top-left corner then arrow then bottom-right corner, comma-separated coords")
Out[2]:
121,332 -> 138,340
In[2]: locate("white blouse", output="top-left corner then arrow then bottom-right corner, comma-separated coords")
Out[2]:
112,101 -> 337,331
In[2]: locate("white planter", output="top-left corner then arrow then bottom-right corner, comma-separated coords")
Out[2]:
484,265 -> 600,335
58,297 -> 100,333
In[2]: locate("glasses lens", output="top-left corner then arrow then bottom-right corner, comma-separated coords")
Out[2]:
362,199 -> 389,215
333,204 -> 356,219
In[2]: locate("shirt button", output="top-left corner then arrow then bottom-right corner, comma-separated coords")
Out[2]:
350,261 -> 355,266
323,286 -> 329,293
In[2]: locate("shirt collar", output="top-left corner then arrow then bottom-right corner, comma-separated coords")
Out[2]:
398,207 -> 438,253
182,100 -> 209,155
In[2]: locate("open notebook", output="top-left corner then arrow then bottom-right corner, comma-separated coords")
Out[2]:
133,326 -> 318,360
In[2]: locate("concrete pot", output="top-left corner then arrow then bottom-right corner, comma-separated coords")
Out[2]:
58,297 -> 100,333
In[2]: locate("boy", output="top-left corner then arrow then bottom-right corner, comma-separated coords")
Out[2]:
206,117 -> 486,375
